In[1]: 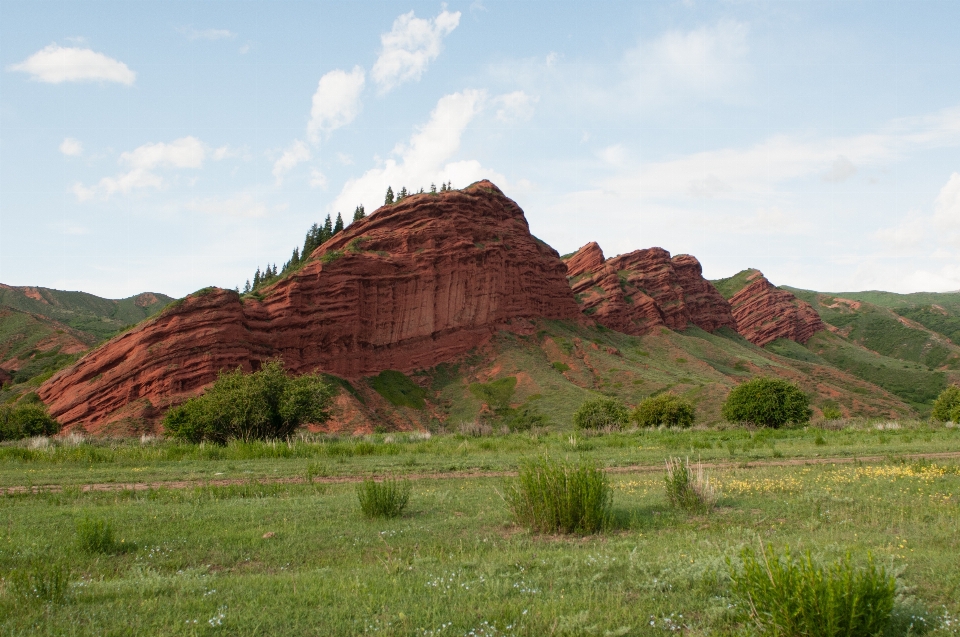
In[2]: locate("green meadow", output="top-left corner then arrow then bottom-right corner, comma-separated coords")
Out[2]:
2,423 -> 960,635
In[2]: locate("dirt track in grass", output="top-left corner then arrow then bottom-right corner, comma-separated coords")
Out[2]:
4,450 -> 960,495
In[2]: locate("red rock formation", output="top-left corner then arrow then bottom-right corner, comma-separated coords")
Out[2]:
728,270 -> 824,346
38,181 -> 582,430
567,244 -> 736,335
564,242 -> 605,278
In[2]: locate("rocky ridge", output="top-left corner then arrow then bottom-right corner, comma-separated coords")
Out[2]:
726,270 -> 825,346
38,181 -> 581,430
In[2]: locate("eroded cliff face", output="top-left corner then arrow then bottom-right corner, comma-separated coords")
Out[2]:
727,270 -> 825,346
38,181 -> 581,430
565,244 -> 736,336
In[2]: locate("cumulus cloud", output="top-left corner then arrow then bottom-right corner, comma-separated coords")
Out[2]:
307,67 -> 365,142
74,136 -> 206,200
8,44 -> 136,85
330,89 -> 503,213
622,20 -> 749,104
371,9 -> 460,93
494,91 -> 538,122
59,137 -> 83,156
178,27 -> 236,40
272,140 -> 311,185
185,193 -> 267,218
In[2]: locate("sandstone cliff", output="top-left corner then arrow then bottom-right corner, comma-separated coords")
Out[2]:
725,270 -> 825,346
38,181 -> 581,430
565,244 -> 736,335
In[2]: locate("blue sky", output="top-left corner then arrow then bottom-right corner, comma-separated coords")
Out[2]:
3,1 -> 960,298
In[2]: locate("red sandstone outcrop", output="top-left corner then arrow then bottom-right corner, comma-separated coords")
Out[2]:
727,270 -> 824,346
564,244 -> 736,335
38,181 -> 581,430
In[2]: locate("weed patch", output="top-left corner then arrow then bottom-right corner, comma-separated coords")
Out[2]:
505,455 -> 611,534
357,478 -> 411,518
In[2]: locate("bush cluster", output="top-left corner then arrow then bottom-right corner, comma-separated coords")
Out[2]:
722,378 -> 811,428
932,385 -> 960,422
163,361 -> 334,443
664,457 -> 717,513
632,394 -> 695,428
573,397 -> 629,430
505,456 -> 611,534
729,544 -> 896,637
357,478 -> 411,518
0,400 -> 61,441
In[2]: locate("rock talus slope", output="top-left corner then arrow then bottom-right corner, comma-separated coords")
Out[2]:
565,244 -> 736,335
38,181 -> 581,430
728,270 -> 825,346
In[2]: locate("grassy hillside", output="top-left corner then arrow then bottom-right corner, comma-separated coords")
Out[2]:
711,269 -> 757,299
0,308 -> 94,387
0,285 -> 172,341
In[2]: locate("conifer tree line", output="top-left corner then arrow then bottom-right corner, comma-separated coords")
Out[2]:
243,206 -> 365,294
384,182 -> 453,204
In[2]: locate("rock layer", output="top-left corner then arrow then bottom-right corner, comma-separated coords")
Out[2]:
727,270 -> 824,346
38,181 -> 581,430
565,244 -> 736,335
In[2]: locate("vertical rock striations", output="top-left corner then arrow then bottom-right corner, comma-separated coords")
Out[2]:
38,181 -> 581,430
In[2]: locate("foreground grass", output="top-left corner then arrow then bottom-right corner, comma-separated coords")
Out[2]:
1,428 -> 960,634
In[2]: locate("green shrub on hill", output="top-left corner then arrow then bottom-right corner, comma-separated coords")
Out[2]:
932,385 -> 960,422
0,401 -> 60,441
573,396 -> 629,430
721,378 -> 811,428
163,361 -> 333,443
369,370 -> 427,410
632,394 -> 695,428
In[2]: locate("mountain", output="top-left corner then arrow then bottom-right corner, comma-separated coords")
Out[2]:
0,286 -> 172,391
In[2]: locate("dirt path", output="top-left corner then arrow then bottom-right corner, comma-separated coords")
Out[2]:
4,450 -> 960,496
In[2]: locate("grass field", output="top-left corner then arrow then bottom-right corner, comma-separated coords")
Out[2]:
2,422 -> 960,635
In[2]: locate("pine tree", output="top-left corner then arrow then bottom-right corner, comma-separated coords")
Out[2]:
398,186 -> 408,200
385,186 -> 394,204
321,215 -> 333,243
418,187 -> 424,194
243,280 -> 251,294
353,205 -> 365,221
333,212 -> 344,235
430,183 -> 437,194
254,268 -> 262,288
303,223 -> 319,258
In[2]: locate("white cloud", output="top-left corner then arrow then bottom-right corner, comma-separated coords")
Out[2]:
185,193 -> 267,218
272,140 -> 311,185
598,144 -> 628,167
337,153 -> 354,165
74,136 -> 206,200
371,9 -> 461,93
622,20 -> 749,104
8,44 -> 135,85
331,89 -> 504,213
873,213 -> 927,250
59,137 -> 83,156
307,67 -> 365,142
178,27 -> 236,41
494,91 -> 538,122
310,169 -> 328,189
822,155 -> 857,182
934,172 -> 960,245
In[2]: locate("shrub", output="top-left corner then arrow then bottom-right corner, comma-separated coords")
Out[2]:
729,544 -> 896,637
76,518 -> 122,554
633,394 -> 695,428
551,361 -> 570,373
369,370 -> 426,410
357,478 -> 411,518
504,456 -> 611,534
821,403 -> 843,420
503,405 -> 548,431
9,560 -> 71,604
721,378 -> 811,428
573,397 -> 629,430
664,457 -> 718,513
469,377 -> 517,411
0,402 -> 61,441
932,385 -> 960,422
163,361 -> 334,443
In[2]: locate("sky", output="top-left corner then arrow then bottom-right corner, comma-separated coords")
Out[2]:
3,1 -> 960,299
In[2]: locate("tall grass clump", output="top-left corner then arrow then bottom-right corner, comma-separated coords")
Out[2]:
573,397 -> 629,431
9,560 -> 71,604
664,457 -> 717,513
722,377 -> 811,428
633,394 -> 695,428
729,544 -> 896,637
931,385 -> 960,423
357,478 -> 411,518
76,518 -> 122,554
505,456 -> 611,534
163,360 -> 334,443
